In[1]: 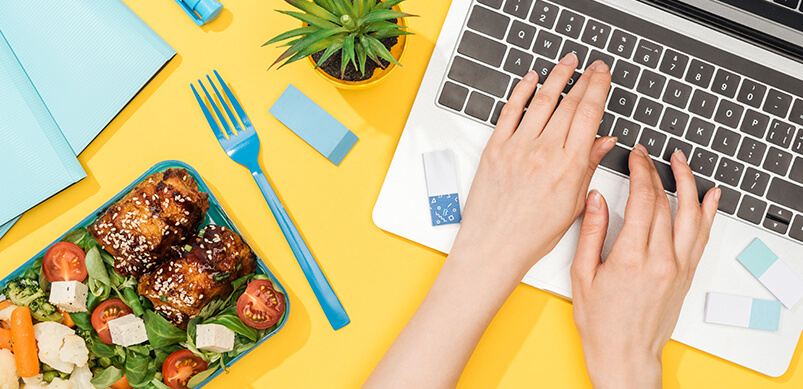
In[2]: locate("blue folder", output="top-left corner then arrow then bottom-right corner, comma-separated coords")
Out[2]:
0,0 -> 176,238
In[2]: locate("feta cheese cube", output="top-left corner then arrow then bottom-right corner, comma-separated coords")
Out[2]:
49,281 -> 88,313
196,324 -> 235,353
107,314 -> 148,347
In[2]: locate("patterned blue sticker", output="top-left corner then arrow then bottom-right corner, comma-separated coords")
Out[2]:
429,194 -> 461,226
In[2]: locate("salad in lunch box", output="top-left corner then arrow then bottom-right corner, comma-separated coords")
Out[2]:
0,168 -> 287,389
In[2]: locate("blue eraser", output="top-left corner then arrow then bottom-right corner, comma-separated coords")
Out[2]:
270,85 -> 359,166
429,194 -> 462,226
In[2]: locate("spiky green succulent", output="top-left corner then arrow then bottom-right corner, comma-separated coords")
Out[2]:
264,0 -> 413,77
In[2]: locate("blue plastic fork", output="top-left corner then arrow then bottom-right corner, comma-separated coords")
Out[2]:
191,71 -> 350,330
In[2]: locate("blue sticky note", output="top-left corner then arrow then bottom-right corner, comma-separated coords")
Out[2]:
737,238 -> 779,279
269,85 -> 358,166
749,299 -> 782,331
429,194 -> 462,226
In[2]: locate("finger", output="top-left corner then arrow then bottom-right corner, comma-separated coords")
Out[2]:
689,187 -> 721,276
670,150 -> 702,259
566,61 -> 612,154
620,145 -> 658,249
492,71 -> 539,143
643,146 -> 673,245
539,60 -> 599,144
581,136 -> 617,191
571,190 -> 610,288
514,53 -> 579,140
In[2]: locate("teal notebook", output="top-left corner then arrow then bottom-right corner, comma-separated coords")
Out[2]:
0,0 -> 176,237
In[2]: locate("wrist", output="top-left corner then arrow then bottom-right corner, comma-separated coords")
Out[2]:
584,347 -> 662,389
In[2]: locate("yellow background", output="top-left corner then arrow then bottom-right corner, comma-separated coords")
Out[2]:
0,0 -> 801,387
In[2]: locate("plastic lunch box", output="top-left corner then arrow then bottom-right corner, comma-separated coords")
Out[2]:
0,160 -> 289,388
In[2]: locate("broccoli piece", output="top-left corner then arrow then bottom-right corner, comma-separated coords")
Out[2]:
28,297 -> 63,322
2,278 -> 45,306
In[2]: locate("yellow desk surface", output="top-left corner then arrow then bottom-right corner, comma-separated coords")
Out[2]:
1,0 -> 801,387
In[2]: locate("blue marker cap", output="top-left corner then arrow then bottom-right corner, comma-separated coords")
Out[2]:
174,0 -> 223,26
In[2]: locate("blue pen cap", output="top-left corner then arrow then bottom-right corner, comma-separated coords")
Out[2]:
175,0 -> 223,26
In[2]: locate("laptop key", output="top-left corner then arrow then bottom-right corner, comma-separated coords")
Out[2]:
555,9 -> 584,39
559,41 -> 589,69
659,107 -> 689,136
612,60 -> 640,89
694,175 -> 716,203
663,80 -> 692,109
686,117 -> 716,146
763,147 -> 793,176
659,49 -> 689,79
663,138 -> 693,163
740,109 -> 770,138
467,5 -> 510,39
763,215 -> 789,234
504,48 -> 535,77
564,71 -> 581,94
507,20 -> 537,49
691,147 -> 718,176
533,30 -> 562,59
609,88 -> 638,117
439,82 -> 469,111
600,144 -> 631,175
792,157 -> 803,184
711,127 -> 741,156
598,112 -> 615,137
465,92 -> 496,121
689,89 -> 718,119
767,119 -> 795,148
713,100 -> 744,129
740,167 -> 770,196
773,0 -> 800,9
448,56 -> 511,98
581,20 -> 612,49
738,194 -> 767,224
653,159 -> 677,192
736,79 -> 767,109
607,29 -> 637,59
686,59 -> 715,88
533,58 -> 556,84
612,118 -> 641,147
715,157 -> 744,187
636,70 -> 667,99
491,101 -> 505,125
637,128 -> 667,157
736,137 -> 767,166
458,31 -> 508,67
767,205 -> 793,224
503,0 -> 534,19
767,177 -> 803,213
633,39 -> 663,68
586,50 -> 615,69
791,215 -> 803,242
790,99 -> 803,126
763,88 -> 793,118
718,185 -> 741,214
711,69 -> 741,99
479,0 -> 504,8
794,129 -> 803,155
530,0 -> 558,29
633,97 -> 663,127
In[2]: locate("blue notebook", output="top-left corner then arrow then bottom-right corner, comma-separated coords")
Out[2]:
0,0 -> 176,237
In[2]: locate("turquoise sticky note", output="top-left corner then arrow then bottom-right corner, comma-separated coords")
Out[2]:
269,85 -> 358,166
749,299 -> 782,331
737,238 -> 779,279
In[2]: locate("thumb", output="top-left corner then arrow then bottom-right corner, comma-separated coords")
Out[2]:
571,190 -> 609,287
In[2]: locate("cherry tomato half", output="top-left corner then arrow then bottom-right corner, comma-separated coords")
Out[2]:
162,350 -> 208,389
43,242 -> 88,282
91,299 -> 133,344
236,279 -> 285,329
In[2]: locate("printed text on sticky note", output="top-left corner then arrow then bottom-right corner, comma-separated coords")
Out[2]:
422,150 -> 461,226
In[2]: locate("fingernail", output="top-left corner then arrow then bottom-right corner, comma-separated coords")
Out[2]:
634,144 -> 648,156
674,149 -> 688,164
524,70 -> 536,82
587,190 -> 602,211
561,52 -> 577,65
714,187 -> 722,202
608,136 -> 618,144
587,61 -> 599,71
596,61 -> 609,73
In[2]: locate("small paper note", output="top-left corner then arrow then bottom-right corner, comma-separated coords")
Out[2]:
705,292 -> 781,331
422,150 -> 461,226
737,238 -> 803,309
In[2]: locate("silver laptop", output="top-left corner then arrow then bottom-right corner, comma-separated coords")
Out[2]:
374,0 -> 803,377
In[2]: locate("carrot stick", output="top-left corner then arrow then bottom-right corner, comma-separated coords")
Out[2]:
0,301 -> 12,310
10,307 -> 38,377
0,328 -> 11,350
57,308 -> 75,328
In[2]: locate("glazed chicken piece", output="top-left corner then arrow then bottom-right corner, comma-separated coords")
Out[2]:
138,225 -> 257,328
89,168 -> 209,278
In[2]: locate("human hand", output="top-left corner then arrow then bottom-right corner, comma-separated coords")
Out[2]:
570,145 -> 720,388
453,54 -> 615,277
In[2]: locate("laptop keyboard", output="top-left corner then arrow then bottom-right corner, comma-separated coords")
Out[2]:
436,0 -> 803,243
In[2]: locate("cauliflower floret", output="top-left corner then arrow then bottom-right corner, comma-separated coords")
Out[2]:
57,335 -> 88,368
68,365 -> 91,389
32,322 -> 78,374
0,349 -> 19,389
0,304 -> 18,323
20,375 -> 73,389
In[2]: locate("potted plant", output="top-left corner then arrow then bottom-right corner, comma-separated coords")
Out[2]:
265,0 -> 413,89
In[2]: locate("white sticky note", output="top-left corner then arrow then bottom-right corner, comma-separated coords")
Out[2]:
737,238 -> 803,308
704,292 -> 781,331
422,150 -> 461,226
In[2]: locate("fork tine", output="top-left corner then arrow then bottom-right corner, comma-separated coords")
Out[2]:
199,79 -> 234,137
191,84 -> 228,144
207,75 -> 242,134
214,70 -> 253,129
